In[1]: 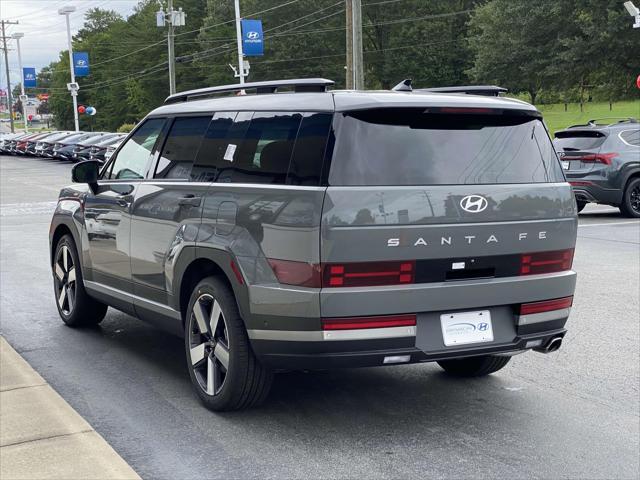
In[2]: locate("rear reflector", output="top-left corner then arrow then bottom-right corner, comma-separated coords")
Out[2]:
569,181 -> 594,187
519,296 -> 573,315
322,314 -> 417,330
267,259 -> 321,288
520,249 -> 574,275
323,261 -> 415,287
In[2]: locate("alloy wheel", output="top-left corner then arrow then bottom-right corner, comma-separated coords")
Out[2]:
188,293 -> 230,396
630,183 -> 640,214
54,245 -> 76,315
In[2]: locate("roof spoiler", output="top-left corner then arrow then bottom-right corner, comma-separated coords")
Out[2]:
164,78 -> 334,104
418,85 -> 508,97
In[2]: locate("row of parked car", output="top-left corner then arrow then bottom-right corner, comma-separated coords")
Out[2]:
0,130 -> 126,164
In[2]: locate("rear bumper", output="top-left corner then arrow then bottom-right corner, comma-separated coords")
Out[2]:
248,271 -> 575,369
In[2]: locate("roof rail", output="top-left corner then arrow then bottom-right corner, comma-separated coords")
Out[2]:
586,117 -> 638,125
164,78 -> 335,104
417,85 -> 508,97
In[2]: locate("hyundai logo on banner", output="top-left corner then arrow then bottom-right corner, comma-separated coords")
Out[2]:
241,19 -> 264,56
73,52 -> 90,77
23,68 -> 37,88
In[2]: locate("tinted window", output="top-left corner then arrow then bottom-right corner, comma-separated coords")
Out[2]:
554,130 -> 607,151
193,112 -> 310,184
191,112 -> 240,182
329,109 -> 564,186
620,129 -> 640,147
287,113 -> 332,186
105,118 -> 164,180
154,116 -> 210,179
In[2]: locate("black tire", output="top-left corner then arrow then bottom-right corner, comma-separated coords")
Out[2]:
576,200 -> 587,213
619,177 -> 640,218
53,234 -> 108,327
184,276 -> 273,411
437,355 -> 511,377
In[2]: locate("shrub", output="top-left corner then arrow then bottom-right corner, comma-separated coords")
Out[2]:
117,123 -> 136,133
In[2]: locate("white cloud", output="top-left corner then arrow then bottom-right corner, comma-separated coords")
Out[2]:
1,0 -> 139,85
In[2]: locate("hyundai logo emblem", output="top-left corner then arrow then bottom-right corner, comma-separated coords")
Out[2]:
247,31 -> 260,40
477,322 -> 489,331
76,59 -> 87,66
460,195 -> 488,213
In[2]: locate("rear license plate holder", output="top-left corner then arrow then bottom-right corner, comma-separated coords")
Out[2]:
440,310 -> 493,347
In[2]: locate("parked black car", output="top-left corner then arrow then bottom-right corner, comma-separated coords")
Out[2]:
39,132 -> 82,157
52,133 -> 107,160
72,133 -> 122,162
554,118 -> 640,217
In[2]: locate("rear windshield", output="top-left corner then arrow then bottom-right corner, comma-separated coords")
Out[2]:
328,108 -> 564,186
554,130 -> 606,151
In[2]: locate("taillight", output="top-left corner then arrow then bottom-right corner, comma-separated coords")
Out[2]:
323,261 -> 415,287
267,259 -> 321,288
519,296 -> 573,315
570,152 -> 618,165
520,249 -> 574,275
322,314 -> 416,330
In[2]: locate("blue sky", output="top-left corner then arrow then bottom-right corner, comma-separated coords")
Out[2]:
1,0 -> 139,86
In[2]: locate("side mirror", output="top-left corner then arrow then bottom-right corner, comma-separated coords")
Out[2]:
71,160 -> 100,193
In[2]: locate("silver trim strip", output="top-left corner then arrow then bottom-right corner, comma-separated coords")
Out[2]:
247,325 -> 416,342
84,281 -> 181,320
517,308 -> 570,326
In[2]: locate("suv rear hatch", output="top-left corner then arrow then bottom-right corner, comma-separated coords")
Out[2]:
320,107 -> 576,316
553,129 -> 609,174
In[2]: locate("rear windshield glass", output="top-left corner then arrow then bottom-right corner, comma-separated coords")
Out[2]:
554,130 -> 606,151
328,108 -> 564,186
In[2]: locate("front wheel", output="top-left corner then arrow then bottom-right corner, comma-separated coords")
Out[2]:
619,177 -> 640,218
185,276 -> 273,411
53,234 -> 108,327
437,355 -> 511,377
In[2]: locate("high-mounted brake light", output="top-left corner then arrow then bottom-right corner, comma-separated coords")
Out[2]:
323,261 -> 415,287
322,314 -> 417,330
432,107 -> 497,115
519,296 -> 573,315
520,249 -> 574,275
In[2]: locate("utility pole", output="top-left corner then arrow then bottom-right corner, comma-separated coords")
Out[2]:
345,0 -> 353,89
157,2 -> 185,95
167,0 -> 176,94
345,0 -> 363,89
352,0 -> 364,90
1,19 -> 19,133
233,0 -> 246,85
12,32 -> 27,133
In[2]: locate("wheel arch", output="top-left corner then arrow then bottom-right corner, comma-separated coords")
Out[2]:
175,248 -> 249,327
50,221 -> 80,266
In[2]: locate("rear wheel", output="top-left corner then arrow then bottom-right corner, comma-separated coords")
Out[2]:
619,177 -> 640,218
53,234 -> 108,327
576,200 -> 587,213
437,355 -> 511,377
185,276 -> 272,411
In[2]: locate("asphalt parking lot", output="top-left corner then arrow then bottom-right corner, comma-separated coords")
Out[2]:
1,154 -> 638,479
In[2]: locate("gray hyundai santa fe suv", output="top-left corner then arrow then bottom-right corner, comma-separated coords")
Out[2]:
49,79 -> 578,411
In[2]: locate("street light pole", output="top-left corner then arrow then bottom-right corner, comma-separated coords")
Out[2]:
0,19 -> 18,133
167,0 -> 176,94
233,0 -> 245,85
59,5 -> 79,132
11,33 -> 27,133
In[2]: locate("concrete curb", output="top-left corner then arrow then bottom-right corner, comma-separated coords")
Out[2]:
0,336 -> 141,480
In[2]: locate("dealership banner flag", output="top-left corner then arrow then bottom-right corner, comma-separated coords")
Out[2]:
73,52 -> 90,77
23,68 -> 37,88
241,19 -> 264,56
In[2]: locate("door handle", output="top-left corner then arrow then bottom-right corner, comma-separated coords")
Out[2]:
178,195 -> 202,207
116,195 -> 132,207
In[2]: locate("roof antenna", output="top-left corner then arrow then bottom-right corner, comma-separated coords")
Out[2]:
392,79 -> 412,92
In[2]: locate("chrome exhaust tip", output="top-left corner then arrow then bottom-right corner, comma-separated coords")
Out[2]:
533,336 -> 563,354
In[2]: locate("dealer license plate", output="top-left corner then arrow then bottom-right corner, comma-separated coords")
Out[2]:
440,310 -> 493,347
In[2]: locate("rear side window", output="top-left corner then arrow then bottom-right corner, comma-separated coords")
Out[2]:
154,116 -> 210,180
329,108 -> 564,186
192,111 -> 330,185
619,129 -> 640,147
554,130 -> 607,151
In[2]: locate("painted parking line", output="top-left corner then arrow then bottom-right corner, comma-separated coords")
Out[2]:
578,220 -> 640,228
